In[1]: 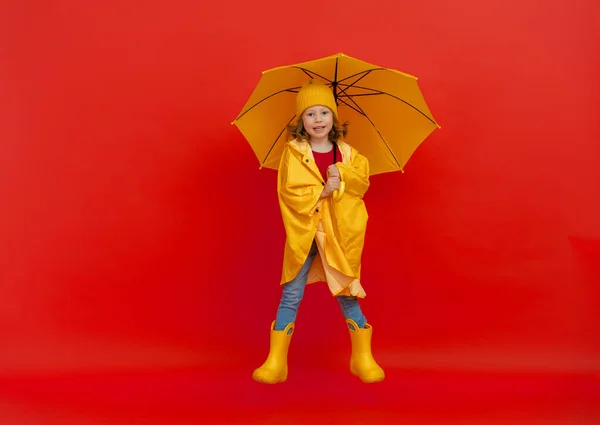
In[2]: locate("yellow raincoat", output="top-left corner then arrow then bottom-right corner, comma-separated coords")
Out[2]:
277,138 -> 370,297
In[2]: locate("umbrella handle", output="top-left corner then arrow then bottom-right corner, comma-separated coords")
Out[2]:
332,181 -> 345,202
331,166 -> 344,203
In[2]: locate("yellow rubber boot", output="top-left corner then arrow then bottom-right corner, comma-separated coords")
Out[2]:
252,321 -> 294,384
346,319 -> 385,383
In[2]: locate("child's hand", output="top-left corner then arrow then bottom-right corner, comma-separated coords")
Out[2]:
322,176 -> 340,198
327,164 -> 340,179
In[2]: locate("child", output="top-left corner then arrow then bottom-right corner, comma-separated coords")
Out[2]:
252,79 -> 384,384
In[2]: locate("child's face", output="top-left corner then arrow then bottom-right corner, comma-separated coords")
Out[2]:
302,106 -> 333,141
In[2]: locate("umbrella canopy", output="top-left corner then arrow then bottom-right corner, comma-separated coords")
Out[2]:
233,52 -> 439,175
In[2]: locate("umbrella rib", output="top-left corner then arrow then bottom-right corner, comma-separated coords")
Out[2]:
343,95 -> 403,170
339,84 -> 437,126
235,87 -> 300,121
363,115 -> 403,172
300,68 -> 314,79
337,68 -> 387,84
356,86 -> 438,126
261,114 -> 297,167
291,67 -> 333,83
338,93 -> 383,98
337,96 -> 366,116
337,70 -> 373,98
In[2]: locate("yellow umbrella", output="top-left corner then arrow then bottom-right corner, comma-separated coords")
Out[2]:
232,52 -> 440,176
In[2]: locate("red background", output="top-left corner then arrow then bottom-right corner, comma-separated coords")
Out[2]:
1,0 -> 599,423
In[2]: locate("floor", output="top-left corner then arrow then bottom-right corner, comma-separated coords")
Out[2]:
1,366 -> 598,425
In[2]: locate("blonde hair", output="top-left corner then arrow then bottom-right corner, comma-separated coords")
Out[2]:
287,115 -> 349,143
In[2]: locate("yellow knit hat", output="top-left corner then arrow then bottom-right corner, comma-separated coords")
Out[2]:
295,79 -> 338,119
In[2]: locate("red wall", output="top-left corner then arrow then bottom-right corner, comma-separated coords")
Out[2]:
1,0 -> 599,374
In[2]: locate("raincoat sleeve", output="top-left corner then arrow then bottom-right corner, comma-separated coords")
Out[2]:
336,153 -> 370,199
277,146 -> 322,216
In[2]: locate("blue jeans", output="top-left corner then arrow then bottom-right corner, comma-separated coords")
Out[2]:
274,240 -> 367,331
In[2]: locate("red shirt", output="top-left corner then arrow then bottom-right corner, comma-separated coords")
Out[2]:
312,145 -> 343,181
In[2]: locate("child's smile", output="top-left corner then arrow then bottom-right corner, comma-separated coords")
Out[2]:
302,105 -> 333,141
